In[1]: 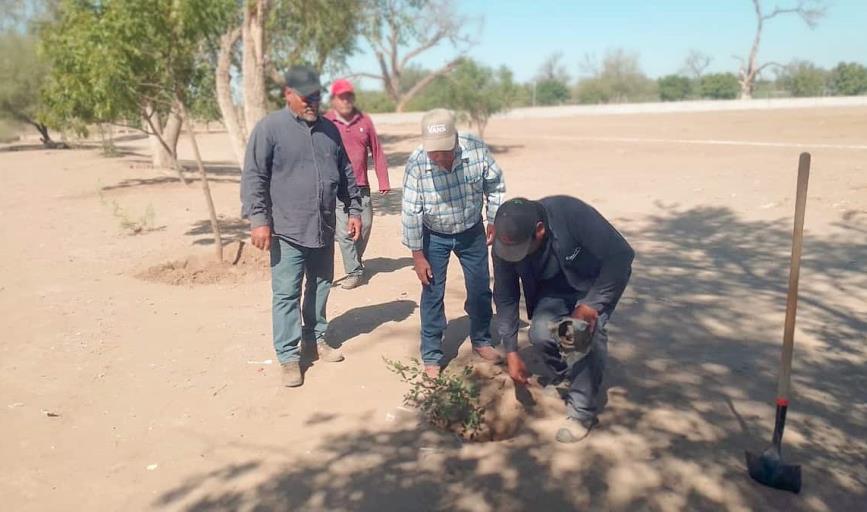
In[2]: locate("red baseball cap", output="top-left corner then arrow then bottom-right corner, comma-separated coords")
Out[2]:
330,79 -> 354,97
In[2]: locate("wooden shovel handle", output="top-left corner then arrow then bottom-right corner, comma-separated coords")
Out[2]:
777,153 -> 810,402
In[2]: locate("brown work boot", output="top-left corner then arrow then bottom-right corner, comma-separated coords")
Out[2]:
473,345 -> 504,364
424,365 -> 441,379
280,361 -> 303,387
316,340 -> 345,363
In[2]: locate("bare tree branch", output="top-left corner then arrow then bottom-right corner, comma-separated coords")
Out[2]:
682,50 -> 712,79
398,28 -> 447,71
397,58 -> 461,111
357,0 -> 469,109
347,72 -> 385,81
756,61 -> 782,74
737,0 -> 826,98
110,122 -> 151,134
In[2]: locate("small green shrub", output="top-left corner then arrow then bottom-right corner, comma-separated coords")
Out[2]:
699,73 -> 740,99
385,357 -> 484,437
99,188 -> 156,235
658,74 -> 692,101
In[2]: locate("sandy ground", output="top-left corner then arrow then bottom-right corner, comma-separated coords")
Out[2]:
1,107 -> 865,511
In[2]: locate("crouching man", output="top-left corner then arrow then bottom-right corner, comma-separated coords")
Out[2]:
491,196 -> 634,443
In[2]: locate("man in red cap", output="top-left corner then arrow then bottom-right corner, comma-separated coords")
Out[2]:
325,79 -> 391,289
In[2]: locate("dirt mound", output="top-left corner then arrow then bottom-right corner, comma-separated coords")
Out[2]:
431,361 -> 548,442
471,362 -> 528,441
137,241 -> 269,286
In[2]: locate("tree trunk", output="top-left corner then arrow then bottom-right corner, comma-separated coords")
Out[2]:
144,104 -> 182,169
475,118 -> 487,139
34,122 -> 55,147
164,109 -> 182,156
242,0 -> 269,132
179,100 -> 223,262
740,81 -> 754,100
740,0 -> 763,100
146,111 -> 171,168
8,109 -> 59,148
142,106 -> 189,185
217,26 -> 247,168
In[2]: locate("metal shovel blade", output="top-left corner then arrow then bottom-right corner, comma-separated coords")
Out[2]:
745,447 -> 802,494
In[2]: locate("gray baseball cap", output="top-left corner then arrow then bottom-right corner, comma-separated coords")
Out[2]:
283,65 -> 321,96
421,109 -> 457,152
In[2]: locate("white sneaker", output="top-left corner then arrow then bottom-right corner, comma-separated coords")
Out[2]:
555,416 -> 598,443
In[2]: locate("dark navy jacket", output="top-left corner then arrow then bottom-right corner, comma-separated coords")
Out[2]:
493,195 -> 634,352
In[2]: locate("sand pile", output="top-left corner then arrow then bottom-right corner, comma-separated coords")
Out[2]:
137,241 -> 269,285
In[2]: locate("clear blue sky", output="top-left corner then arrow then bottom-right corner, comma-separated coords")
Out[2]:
343,0 -> 867,87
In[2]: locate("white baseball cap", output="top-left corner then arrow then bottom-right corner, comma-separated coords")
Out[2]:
421,109 -> 457,152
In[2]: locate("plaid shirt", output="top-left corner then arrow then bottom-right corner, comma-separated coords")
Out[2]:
401,132 -> 506,250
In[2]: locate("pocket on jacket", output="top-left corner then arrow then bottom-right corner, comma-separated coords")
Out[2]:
463,173 -> 483,205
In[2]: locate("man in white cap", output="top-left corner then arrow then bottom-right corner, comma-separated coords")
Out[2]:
401,109 -> 506,377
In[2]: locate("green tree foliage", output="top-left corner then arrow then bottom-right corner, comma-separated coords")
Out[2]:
699,73 -> 740,99
535,78 -> 571,106
657,74 -> 692,101
828,62 -> 867,96
403,73 -> 452,112
575,49 -> 657,104
41,0 -> 235,260
41,0 -> 233,133
441,59 -> 516,137
353,90 -> 395,113
401,60 -> 518,133
268,0 -> 360,74
0,31 -> 55,144
533,52 -> 570,106
777,60 -> 827,97
187,59 -> 222,122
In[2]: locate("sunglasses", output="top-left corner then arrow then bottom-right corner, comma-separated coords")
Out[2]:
298,90 -> 321,104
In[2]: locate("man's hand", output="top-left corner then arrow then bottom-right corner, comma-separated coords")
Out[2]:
251,225 -> 272,251
485,224 -> 496,246
412,250 -> 433,286
379,189 -> 391,196
506,352 -> 530,386
571,303 -> 599,333
347,216 -> 362,241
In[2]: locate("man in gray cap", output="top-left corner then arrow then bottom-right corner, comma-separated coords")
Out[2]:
401,109 -> 506,378
242,65 -> 363,388
492,196 -> 633,442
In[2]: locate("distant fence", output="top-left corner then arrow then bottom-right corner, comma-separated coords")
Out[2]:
369,96 -> 867,126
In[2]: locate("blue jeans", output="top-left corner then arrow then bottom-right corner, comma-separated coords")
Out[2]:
528,293 -> 611,421
420,222 -> 493,365
270,237 -> 333,364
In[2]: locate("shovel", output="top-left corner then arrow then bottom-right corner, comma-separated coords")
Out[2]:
745,152 -> 811,494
